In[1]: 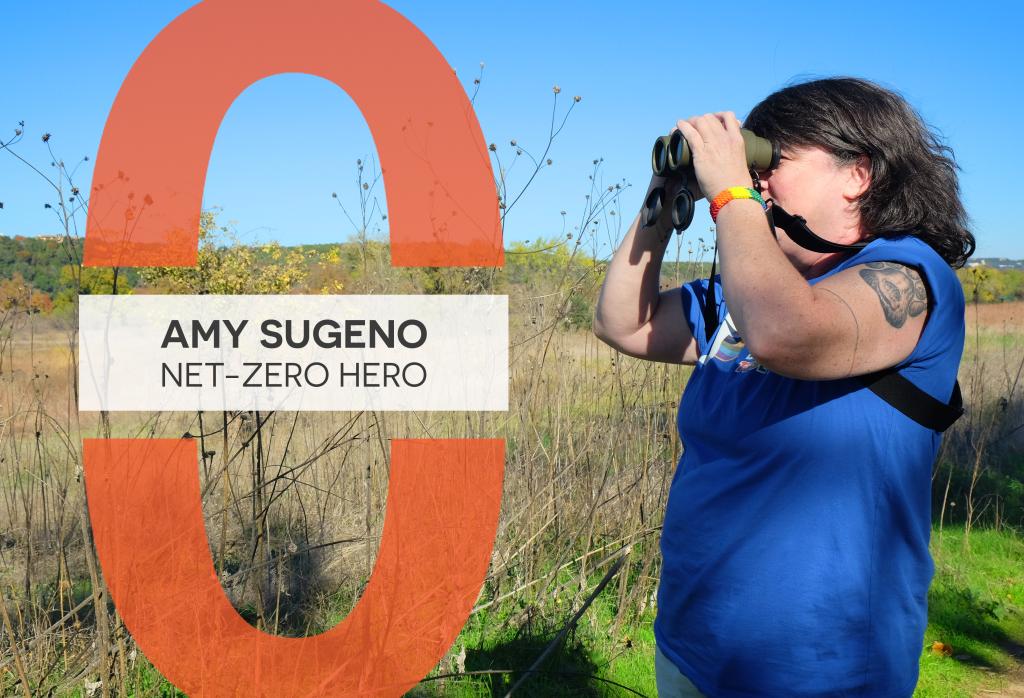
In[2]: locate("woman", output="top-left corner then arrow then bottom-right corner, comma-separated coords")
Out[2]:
593,77 -> 974,697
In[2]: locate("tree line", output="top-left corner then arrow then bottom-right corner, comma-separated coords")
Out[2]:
0,227 -> 1020,320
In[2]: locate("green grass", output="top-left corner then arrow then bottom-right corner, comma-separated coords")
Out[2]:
960,327 -> 1023,356
916,526 -> 1024,697
410,579 -> 659,697
36,526 -> 1024,697
414,527 -> 1024,697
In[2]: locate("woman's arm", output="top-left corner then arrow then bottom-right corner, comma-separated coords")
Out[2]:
711,200 -> 928,379
593,177 -> 700,365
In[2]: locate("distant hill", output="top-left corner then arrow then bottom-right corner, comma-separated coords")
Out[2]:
969,257 -> 1024,270
0,235 -> 82,294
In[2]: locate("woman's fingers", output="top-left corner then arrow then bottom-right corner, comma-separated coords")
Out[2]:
675,113 -> 738,153
675,119 -> 702,154
715,111 -> 743,138
667,113 -> 751,200
669,112 -> 735,136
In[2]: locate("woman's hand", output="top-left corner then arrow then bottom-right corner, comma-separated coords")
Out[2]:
643,171 -> 693,238
675,112 -> 753,201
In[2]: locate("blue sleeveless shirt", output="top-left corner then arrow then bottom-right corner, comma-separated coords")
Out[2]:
655,235 -> 964,697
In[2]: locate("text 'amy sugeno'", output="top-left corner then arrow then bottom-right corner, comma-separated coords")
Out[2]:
160,318 -> 427,349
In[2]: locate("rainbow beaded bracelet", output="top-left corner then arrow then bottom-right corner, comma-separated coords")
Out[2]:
709,187 -> 767,222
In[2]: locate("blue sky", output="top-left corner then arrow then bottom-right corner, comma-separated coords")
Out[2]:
1,1 -> 1021,258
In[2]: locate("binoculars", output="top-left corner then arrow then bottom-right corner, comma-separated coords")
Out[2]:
644,128 -> 780,231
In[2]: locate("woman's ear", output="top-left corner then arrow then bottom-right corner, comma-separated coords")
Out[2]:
843,155 -> 872,201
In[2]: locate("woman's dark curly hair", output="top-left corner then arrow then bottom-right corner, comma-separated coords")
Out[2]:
744,77 -> 975,269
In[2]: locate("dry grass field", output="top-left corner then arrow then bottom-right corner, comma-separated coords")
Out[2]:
0,295 -> 1022,696
0,282 -> 691,695
966,301 -> 1024,331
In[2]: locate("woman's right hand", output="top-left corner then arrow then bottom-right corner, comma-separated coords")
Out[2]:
643,169 -> 703,237
659,126 -> 706,202
642,173 -> 671,237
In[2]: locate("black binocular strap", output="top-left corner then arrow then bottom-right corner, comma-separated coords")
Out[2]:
767,202 -> 867,255
702,240 -> 720,343
859,369 -> 963,433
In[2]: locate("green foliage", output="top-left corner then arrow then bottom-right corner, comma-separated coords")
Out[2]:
47,265 -> 132,315
566,292 -> 592,329
0,235 -> 79,294
934,452 -> 1024,532
501,237 -> 601,330
957,266 -> 1024,303
0,272 -> 54,314
138,212 -> 311,294
0,235 -> 141,315
503,236 -> 595,286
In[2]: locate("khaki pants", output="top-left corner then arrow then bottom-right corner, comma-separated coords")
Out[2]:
655,644 -> 707,698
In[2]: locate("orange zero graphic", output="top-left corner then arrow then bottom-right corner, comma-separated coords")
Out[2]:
83,1 -> 504,695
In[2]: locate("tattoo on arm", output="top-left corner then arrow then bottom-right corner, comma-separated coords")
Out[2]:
858,262 -> 928,328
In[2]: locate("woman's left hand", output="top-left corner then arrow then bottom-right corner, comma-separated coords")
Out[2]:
675,112 -> 753,201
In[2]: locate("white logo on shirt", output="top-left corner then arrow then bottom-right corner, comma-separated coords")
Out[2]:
699,312 -> 769,374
